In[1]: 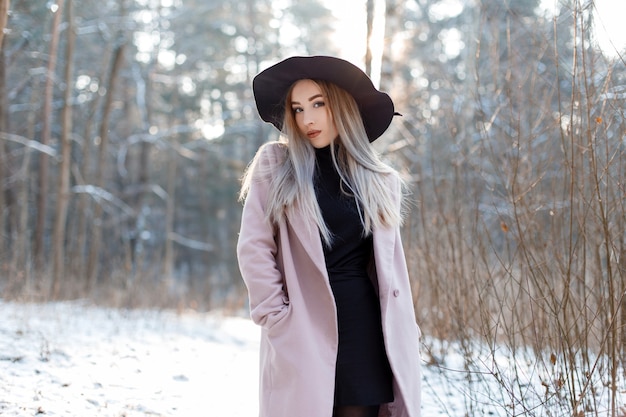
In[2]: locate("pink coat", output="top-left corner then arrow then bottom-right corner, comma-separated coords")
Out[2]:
237,142 -> 422,417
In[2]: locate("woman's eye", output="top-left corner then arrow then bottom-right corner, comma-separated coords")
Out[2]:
292,107 -> 303,113
313,101 -> 325,108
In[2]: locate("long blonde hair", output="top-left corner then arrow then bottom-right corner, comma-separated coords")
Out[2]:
240,79 -> 403,246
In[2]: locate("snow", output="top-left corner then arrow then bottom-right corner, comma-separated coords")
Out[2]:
1,300 -> 622,416
0,301 -> 259,417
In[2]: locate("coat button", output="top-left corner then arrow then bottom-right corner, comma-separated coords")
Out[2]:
393,289 -> 400,297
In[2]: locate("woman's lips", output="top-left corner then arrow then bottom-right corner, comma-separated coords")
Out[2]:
307,130 -> 321,139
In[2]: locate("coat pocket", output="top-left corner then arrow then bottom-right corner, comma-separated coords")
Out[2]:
264,300 -> 291,331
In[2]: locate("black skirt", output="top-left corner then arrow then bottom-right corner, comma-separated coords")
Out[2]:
330,270 -> 394,406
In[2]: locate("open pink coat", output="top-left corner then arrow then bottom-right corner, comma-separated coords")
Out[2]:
237,142 -> 422,417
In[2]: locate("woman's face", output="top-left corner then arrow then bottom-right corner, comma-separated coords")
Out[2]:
289,79 -> 338,148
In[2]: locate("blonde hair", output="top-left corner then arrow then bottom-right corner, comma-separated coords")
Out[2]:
240,80 -> 403,246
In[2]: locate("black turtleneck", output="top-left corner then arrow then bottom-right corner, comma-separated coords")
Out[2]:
313,145 -> 373,279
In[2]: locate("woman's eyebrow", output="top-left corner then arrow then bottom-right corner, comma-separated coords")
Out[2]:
291,94 -> 323,105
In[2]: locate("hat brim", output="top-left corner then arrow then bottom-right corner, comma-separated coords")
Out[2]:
253,56 -> 396,142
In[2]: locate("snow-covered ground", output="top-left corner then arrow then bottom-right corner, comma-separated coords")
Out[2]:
0,300 -> 621,416
1,301 -> 260,416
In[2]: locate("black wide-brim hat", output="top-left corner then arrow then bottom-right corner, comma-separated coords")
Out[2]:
252,56 -> 398,142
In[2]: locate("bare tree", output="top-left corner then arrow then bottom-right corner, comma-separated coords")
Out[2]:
51,0 -> 74,297
86,41 -> 125,289
0,0 -> 9,48
0,15 -> 7,261
35,0 -> 65,270
365,0 -> 375,77
391,0 -> 626,415
71,42 -> 111,283
162,154 -> 176,284
379,0 -> 402,94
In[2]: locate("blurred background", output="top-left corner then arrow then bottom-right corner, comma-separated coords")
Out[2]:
0,0 -> 625,413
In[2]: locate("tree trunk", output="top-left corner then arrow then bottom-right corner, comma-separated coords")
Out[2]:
11,72 -> 40,290
365,0 -> 375,77
0,33 -> 7,262
35,0 -> 65,271
51,0 -> 74,298
0,0 -> 9,49
162,155 -> 176,282
86,42 -> 125,289
71,43 -> 111,285
126,0 -> 160,282
380,0 -> 400,94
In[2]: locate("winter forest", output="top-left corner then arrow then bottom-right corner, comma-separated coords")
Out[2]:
0,0 -> 625,415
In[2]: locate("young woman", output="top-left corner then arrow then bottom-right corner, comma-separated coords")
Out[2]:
237,56 -> 422,417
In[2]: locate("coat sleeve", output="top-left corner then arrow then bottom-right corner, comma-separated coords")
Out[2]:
236,143 -> 290,329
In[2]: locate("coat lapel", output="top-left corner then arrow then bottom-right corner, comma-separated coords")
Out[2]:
285,208 -> 328,280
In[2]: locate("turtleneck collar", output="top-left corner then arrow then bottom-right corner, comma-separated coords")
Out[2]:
314,144 -> 332,155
